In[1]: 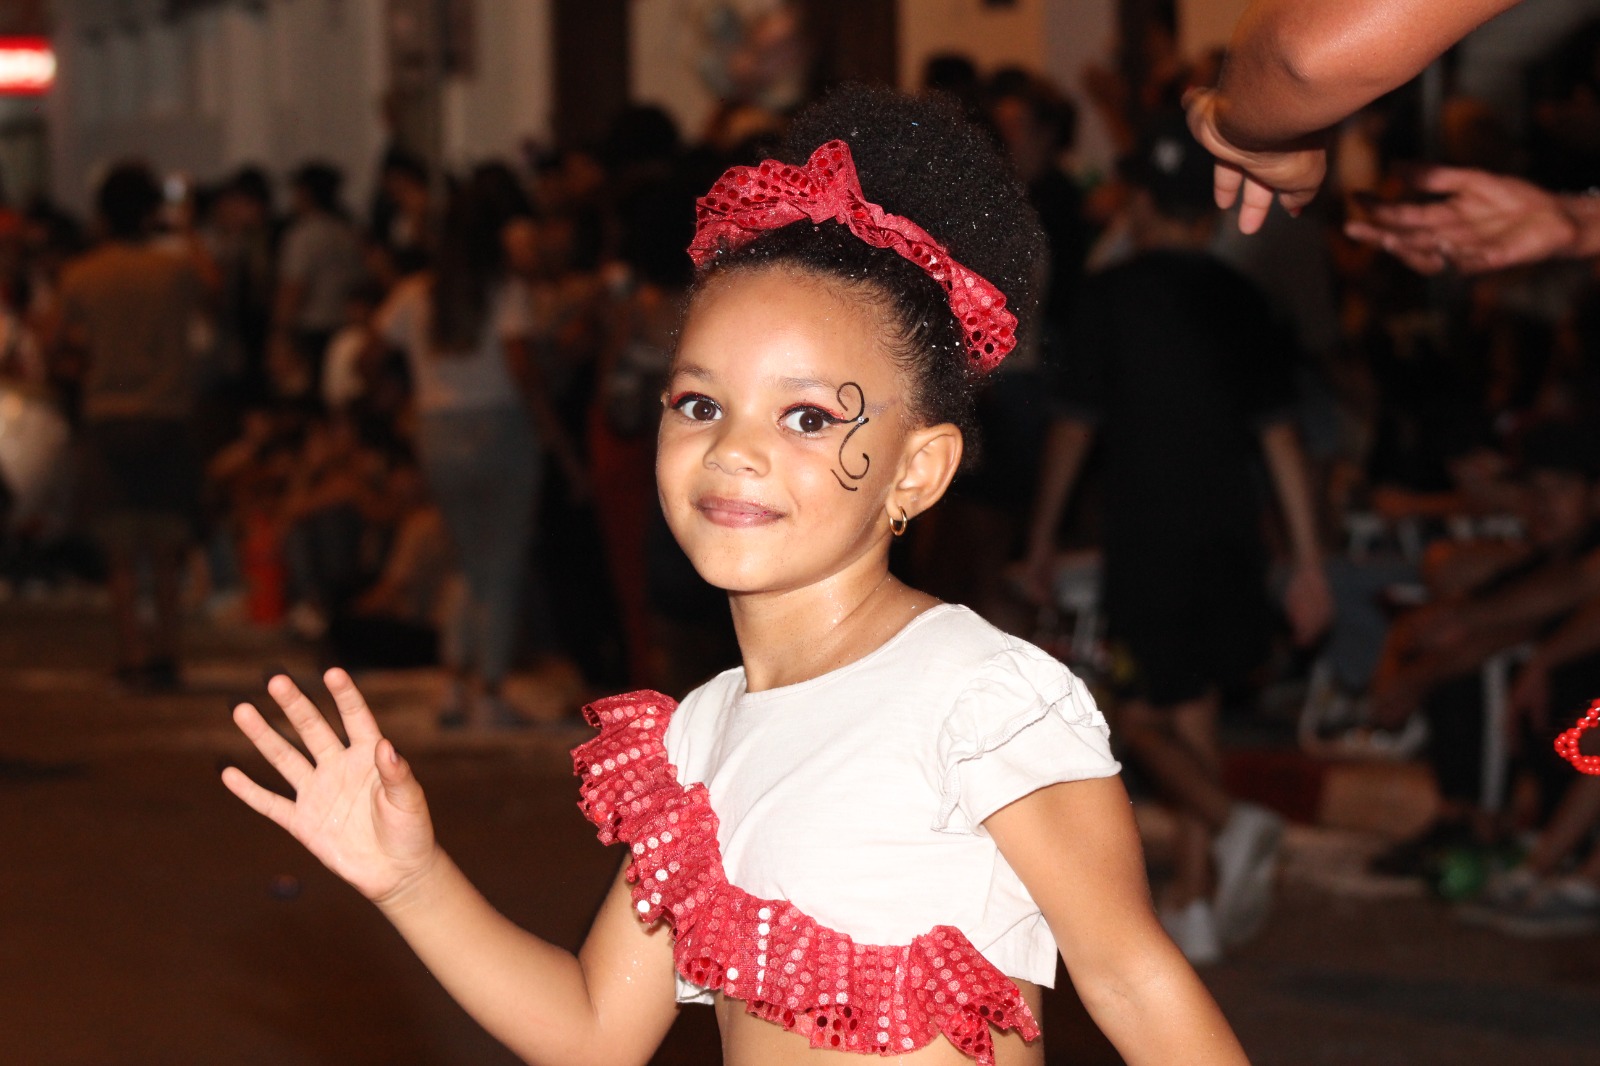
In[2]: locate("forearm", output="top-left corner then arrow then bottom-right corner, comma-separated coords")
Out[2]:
1079,958 -> 1248,1066
1455,561 -> 1600,640
1260,422 -> 1322,567
1555,192 -> 1600,260
378,850 -> 609,1065
1529,599 -> 1600,675
1213,0 -> 1517,149
1025,419 -> 1095,559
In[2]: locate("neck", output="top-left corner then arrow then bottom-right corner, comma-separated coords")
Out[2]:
728,549 -> 937,693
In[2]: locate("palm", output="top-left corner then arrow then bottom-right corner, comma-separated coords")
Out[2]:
223,669 -> 437,903
1347,168 -> 1578,274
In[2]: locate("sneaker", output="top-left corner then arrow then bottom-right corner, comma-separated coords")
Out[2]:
475,693 -> 533,731
1456,865 -> 1540,928
1489,878 -> 1600,938
1212,803 -> 1285,948
1160,899 -> 1223,965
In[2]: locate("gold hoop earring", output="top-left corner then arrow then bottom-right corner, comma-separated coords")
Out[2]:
890,507 -> 910,537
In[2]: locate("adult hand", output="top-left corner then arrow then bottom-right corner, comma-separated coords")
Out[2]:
1186,88 -> 1328,235
1344,167 -> 1580,274
1284,560 -> 1334,646
221,669 -> 439,905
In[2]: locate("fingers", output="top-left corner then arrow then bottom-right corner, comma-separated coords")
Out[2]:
324,667 -> 383,746
220,764 -> 296,831
1213,162 -> 1243,211
1343,220 -> 1450,274
1411,166 -> 1476,194
1237,177 -> 1276,235
267,673 -> 347,762
230,700 -> 313,791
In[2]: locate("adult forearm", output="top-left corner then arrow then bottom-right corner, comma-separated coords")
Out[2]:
1530,600 -> 1600,675
1212,0 -> 1518,149
1260,422 -> 1322,567
1458,561 -> 1600,641
1026,419 -> 1095,560
1557,192 -> 1600,260
377,850 -> 605,1065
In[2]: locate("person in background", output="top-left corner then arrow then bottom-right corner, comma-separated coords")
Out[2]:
377,184 -> 584,730
273,162 -> 364,402
1023,115 -> 1332,964
1367,423 -> 1600,877
47,161 -> 212,690
321,279 -> 386,413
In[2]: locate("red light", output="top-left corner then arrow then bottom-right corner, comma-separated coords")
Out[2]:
0,37 -> 54,96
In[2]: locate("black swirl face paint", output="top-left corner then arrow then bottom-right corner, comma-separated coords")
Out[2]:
826,382 -> 871,491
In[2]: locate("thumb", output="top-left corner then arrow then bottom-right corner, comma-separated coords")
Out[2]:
375,738 -> 426,810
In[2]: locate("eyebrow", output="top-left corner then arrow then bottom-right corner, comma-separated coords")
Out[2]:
670,365 -> 892,413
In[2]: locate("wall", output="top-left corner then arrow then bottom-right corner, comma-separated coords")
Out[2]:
897,0 -> 1045,91
46,0 -> 556,215
49,0 -> 389,213
441,0 -> 554,167
631,0 -> 721,144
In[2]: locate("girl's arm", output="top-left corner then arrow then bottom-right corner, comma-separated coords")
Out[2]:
985,778 -> 1249,1065
222,671 -> 678,1066
379,856 -> 680,1066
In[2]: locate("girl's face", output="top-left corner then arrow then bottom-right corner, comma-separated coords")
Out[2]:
657,268 -> 940,596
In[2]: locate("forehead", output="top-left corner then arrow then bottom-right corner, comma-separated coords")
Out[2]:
676,267 -> 904,390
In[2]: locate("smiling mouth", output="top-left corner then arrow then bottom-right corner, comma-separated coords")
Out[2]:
695,495 -> 785,526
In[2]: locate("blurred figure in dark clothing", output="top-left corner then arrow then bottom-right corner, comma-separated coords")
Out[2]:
1022,114 -> 1331,964
988,69 -> 1092,342
47,161 -> 213,689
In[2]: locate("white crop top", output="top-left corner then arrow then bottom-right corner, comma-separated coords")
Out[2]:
662,604 -> 1120,1004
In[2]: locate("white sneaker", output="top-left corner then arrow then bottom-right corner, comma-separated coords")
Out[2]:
1491,877 -> 1600,938
1212,802 -> 1285,949
1160,899 -> 1223,965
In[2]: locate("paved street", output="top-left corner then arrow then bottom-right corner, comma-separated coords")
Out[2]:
3,598 -> 1598,1065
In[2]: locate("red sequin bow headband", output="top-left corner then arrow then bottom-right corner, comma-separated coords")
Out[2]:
687,139 -> 1017,373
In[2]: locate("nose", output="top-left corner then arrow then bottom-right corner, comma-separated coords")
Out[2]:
704,410 -> 769,477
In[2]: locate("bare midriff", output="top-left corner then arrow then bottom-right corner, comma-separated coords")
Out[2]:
712,980 -> 1046,1066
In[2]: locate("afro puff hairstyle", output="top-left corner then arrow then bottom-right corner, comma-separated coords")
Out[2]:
693,85 -> 1045,468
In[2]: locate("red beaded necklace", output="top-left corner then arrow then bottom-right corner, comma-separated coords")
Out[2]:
1555,699 -> 1600,775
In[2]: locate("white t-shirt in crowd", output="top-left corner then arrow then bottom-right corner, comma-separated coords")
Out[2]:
378,275 -> 532,415
663,603 -> 1120,1004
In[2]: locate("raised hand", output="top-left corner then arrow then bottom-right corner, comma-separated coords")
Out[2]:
1185,87 -> 1328,235
1344,167 -> 1581,274
221,669 -> 439,904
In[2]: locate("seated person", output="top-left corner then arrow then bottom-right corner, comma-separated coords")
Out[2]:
1369,421 -> 1600,872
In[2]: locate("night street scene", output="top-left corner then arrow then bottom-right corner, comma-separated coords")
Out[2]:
3,1 -> 1600,1064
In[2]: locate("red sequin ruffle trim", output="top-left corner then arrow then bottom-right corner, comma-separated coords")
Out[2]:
573,690 -> 1041,1064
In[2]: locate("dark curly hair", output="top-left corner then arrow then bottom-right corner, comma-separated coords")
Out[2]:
692,86 -> 1045,467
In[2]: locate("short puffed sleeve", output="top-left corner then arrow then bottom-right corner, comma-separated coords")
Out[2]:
933,643 -> 1119,834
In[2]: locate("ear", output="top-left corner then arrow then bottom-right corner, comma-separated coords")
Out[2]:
888,422 -> 964,523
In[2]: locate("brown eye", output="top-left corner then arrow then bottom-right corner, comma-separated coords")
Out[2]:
781,406 -> 832,435
670,394 -> 722,422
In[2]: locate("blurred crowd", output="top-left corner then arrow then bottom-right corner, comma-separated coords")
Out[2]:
4,10 -> 1600,952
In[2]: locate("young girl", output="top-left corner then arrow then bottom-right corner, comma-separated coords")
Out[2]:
222,88 -> 1249,1066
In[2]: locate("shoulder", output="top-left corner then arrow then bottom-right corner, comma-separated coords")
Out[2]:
922,609 -> 1117,834
662,666 -> 745,749
897,604 -> 1070,684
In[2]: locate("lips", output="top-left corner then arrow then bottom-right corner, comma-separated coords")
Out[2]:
695,494 -> 785,527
